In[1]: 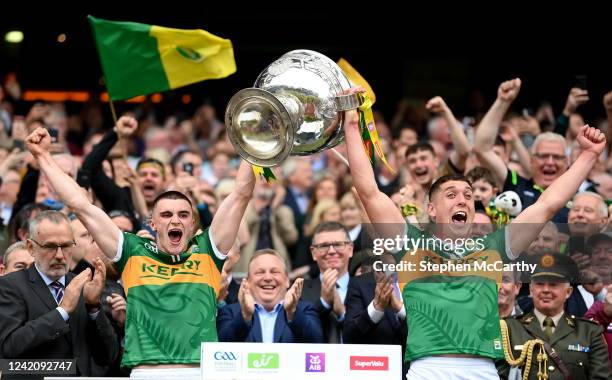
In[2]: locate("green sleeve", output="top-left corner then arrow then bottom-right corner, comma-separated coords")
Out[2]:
114,232 -> 139,273
391,223 -> 430,262
196,228 -> 225,273
482,227 -> 511,261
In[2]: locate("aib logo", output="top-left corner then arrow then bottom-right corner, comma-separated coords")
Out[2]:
248,353 -> 279,369
214,352 -> 237,361
305,353 -> 325,372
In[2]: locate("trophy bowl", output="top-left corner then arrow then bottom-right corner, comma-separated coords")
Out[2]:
225,49 -> 359,167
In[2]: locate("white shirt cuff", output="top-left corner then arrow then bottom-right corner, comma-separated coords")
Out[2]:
367,301 -> 385,323
505,227 -> 518,260
111,231 -> 124,263
208,229 -> 227,261
56,306 -> 69,322
320,297 -> 332,310
396,305 -> 406,320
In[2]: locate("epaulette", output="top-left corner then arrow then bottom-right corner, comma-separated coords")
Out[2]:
576,316 -> 601,326
564,315 -> 576,327
518,314 -> 535,324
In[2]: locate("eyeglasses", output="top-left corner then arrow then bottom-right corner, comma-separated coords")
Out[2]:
533,153 -> 566,162
311,241 -> 351,253
30,238 -> 75,254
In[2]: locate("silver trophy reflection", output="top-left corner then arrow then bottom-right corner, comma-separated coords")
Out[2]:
225,50 -> 360,167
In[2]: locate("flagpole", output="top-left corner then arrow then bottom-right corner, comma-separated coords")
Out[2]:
331,148 -> 349,167
109,98 -> 118,125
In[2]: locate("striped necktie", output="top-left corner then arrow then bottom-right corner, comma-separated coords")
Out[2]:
50,281 -> 64,305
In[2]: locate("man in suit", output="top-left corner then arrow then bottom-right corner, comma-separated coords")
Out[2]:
499,253 -> 611,379
343,254 -> 408,359
301,221 -> 353,343
282,158 -> 313,268
217,249 -> 323,343
0,210 -> 119,377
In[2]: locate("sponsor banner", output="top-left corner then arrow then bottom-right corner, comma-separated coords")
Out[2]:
201,343 -> 401,379
350,356 -> 389,371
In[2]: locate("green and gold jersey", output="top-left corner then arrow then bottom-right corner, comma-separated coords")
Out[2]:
396,224 -> 511,362
113,229 -> 224,368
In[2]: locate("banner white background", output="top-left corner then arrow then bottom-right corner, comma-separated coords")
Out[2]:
201,342 -> 402,380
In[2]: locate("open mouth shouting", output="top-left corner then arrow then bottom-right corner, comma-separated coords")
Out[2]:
540,166 -> 558,182
142,184 -> 157,198
168,228 -> 183,245
451,211 -> 468,224
414,167 -> 429,182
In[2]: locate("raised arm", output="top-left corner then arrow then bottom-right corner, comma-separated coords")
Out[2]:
554,87 -> 589,136
500,121 -> 532,178
473,78 -> 521,186
25,127 -> 121,259
509,125 -> 605,254
210,160 -> 255,254
344,103 -> 404,226
475,78 -> 521,149
426,96 -> 469,171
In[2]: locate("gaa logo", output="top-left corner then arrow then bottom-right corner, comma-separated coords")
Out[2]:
214,352 -> 237,361
213,351 -> 239,371
144,242 -> 158,254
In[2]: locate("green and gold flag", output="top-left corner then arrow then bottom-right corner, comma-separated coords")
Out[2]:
88,16 -> 236,101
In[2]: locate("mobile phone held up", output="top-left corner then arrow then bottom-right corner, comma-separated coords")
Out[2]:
12,139 -> 25,151
183,162 -> 194,176
48,127 -> 59,143
574,74 -> 588,91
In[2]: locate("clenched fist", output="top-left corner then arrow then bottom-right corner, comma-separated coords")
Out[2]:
497,78 -> 521,102
577,125 -> 606,157
25,127 -> 52,158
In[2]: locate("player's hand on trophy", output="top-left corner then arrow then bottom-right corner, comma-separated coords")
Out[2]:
342,86 -> 366,129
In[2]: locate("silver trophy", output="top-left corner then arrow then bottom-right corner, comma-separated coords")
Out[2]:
225,49 -> 360,167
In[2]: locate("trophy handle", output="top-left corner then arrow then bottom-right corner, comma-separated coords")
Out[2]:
334,93 -> 361,111
225,88 -> 295,167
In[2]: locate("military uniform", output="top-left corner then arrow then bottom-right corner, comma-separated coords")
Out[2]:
500,312 -> 611,379
498,253 -> 611,380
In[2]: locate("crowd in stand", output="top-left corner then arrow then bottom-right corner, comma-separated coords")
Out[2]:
0,74 -> 611,380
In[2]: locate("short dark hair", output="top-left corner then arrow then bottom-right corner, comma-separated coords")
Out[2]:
7,203 -> 52,243
136,157 -> 166,178
428,174 -> 472,199
466,167 -> 497,188
170,149 -> 198,175
405,142 -> 435,159
312,221 -> 350,241
152,190 -> 193,211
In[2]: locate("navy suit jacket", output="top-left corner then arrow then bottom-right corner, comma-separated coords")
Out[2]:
300,278 -> 344,343
343,273 -> 407,349
217,301 -> 324,343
